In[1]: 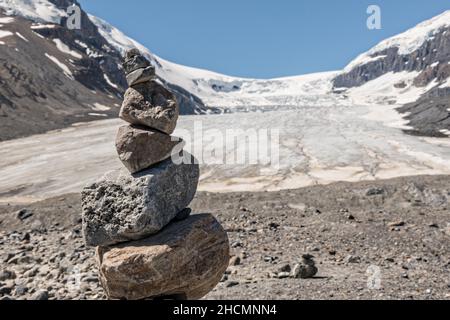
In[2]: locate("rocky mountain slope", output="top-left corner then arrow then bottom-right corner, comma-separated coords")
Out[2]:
0,0 -> 210,141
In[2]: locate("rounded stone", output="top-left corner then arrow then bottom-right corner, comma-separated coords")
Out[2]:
97,214 -> 230,300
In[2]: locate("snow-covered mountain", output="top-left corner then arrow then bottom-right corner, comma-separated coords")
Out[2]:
91,8 -> 450,112
335,11 -> 450,103
0,0 -> 449,140
88,14 -> 348,111
334,10 -> 450,136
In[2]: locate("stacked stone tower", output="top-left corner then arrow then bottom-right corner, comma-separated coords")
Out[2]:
81,49 -> 230,300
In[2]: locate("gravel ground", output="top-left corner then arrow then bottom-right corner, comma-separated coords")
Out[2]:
0,175 -> 449,300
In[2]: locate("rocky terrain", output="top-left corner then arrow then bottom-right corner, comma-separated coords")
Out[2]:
398,86 -> 450,137
1,175 -> 449,300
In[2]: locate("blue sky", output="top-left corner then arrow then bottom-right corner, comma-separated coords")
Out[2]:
79,0 -> 450,79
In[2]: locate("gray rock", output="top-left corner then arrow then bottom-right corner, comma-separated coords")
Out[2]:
0,270 -> 16,281
125,48 -> 141,60
0,286 -> 12,295
31,290 -> 49,301
81,152 -> 200,247
16,209 -> 33,221
279,263 -> 291,273
291,263 -> 318,279
344,255 -> 361,264
366,187 -> 385,196
291,255 -> 318,279
126,66 -> 156,87
115,125 -> 184,174
120,81 -> 179,135
14,285 -> 28,296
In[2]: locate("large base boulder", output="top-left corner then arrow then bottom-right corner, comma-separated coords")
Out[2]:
81,153 -> 199,247
97,214 -> 230,300
120,81 -> 179,135
116,125 -> 184,174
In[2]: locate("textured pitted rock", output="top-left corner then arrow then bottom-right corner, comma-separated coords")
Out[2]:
97,214 -> 230,300
81,153 -> 200,247
115,125 -> 184,174
120,81 -> 179,134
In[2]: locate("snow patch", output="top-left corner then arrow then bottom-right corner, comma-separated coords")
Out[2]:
75,40 -> 88,48
430,61 -> 439,68
347,71 -> 437,106
15,32 -> 28,42
0,17 -> 14,23
91,103 -> 110,111
86,47 -> 102,58
88,113 -> 108,117
45,53 -> 73,79
439,77 -> 450,88
103,74 -> 119,89
0,30 -> 12,39
32,31 -> 45,39
53,39 -> 82,59
31,23 -> 57,29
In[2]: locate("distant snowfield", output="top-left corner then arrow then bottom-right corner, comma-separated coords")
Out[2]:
1,105 -> 449,204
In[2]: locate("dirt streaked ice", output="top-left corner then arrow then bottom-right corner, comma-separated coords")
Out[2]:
1,105 -> 450,204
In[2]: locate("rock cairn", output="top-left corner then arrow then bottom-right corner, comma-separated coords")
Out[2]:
81,49 -> 230,300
